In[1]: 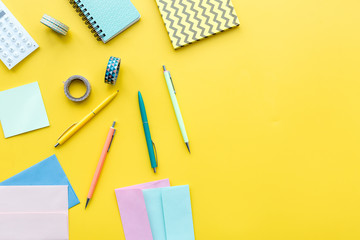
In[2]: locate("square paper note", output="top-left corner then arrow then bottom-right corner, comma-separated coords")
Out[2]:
0,82 -> 49,138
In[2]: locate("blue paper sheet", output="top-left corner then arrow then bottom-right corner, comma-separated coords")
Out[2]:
143,185 -> 195,240
0,155 -> 80,208
0,82 -> 49,138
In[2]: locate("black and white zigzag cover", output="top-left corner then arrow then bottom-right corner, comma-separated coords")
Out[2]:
155,0 -> 240,49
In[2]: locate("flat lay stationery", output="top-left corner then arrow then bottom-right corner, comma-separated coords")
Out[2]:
155,0 -> 240,49
162,66 -> 190,152
0,185 -> 69,240
115,179 -> 170,240
0,0 -> 245,238
69,0 -> 140,43
0,154 -> 80,208
55,90 -> 118,147
86,121 -> 117,209
0,82 -> 49,138
3,0 -> 357,238
138,91 -> 158,173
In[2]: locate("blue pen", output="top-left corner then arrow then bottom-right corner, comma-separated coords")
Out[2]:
138,91 -> 158,173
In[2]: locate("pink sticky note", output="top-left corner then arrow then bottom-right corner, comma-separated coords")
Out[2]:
115,179 -> 170,240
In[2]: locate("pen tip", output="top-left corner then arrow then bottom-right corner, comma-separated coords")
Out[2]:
54,143 -> 59,148
85,198 -> 90,209
112,121 -> 116,127
163,65 -> 166,71
186,142 -> 191,153
153,168 -> 156,173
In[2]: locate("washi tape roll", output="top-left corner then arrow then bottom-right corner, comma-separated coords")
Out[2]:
105,56 -> 121,85
40,14 -> 69,35
64,75 -> 91,102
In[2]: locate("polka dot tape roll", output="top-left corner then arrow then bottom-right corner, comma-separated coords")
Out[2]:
64,75 -> 91,102
105,56 -> 121,85
40,14 -> 69,36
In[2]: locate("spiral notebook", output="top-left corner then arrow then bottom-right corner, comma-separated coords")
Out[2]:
69,0 -> 140,43
155,0 -> 240,49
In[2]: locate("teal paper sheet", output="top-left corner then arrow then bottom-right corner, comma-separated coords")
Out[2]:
0,82 -> 49,138
143,189 -> 167,240
142,185 -> 195,240
162,186 -> 195,240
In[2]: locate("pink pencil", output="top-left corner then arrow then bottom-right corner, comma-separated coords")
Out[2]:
85,121 -> 116,209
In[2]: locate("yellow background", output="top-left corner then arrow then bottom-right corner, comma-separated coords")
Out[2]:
1,0 -> 360,239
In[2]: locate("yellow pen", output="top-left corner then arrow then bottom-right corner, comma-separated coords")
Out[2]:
55,90 -> 119,148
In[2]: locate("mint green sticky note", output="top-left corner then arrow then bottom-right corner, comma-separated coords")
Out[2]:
142,188 -> 167,240
162,185 -> 195,240
0,82 -> 49,138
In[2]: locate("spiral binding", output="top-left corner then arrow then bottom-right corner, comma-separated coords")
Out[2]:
69,0 -> 106,41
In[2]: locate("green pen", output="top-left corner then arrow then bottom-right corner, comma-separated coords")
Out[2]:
138,91 -> 158,173
163,65 -> 190,153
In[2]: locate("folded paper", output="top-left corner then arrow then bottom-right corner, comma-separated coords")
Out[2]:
162,185 -> 195,240
142,188 -> 166,240
143,185 -> 195,240
0,154 -> 80,208
115,179 -> 170,240
0,82 -> 49,138
0,185 -> 69,240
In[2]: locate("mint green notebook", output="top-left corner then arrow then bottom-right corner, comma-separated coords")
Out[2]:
69,0 -> 140,43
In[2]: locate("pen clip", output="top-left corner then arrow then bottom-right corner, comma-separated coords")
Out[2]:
57,122 -> 78,141
152,141 -> 158,166
107,129 -> 116,152
169,73 -> 176,94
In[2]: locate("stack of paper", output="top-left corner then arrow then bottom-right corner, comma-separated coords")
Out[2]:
0,154 -> 80,208
115,179 -> 195,240
115,179 -> 170,240
0,185 -> 69,240
0,82 -> 49,138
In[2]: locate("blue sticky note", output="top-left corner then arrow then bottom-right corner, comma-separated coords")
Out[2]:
143,188 -> 167,240
0,82 -> 49,138
142,185 -> 195,240
0,155 -> 80,208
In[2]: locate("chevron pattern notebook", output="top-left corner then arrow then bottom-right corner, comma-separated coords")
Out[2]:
155,0 -> 240,49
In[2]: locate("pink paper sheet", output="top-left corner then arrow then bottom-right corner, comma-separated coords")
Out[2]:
115,179 -> 170,240
0,185 -> 68,240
